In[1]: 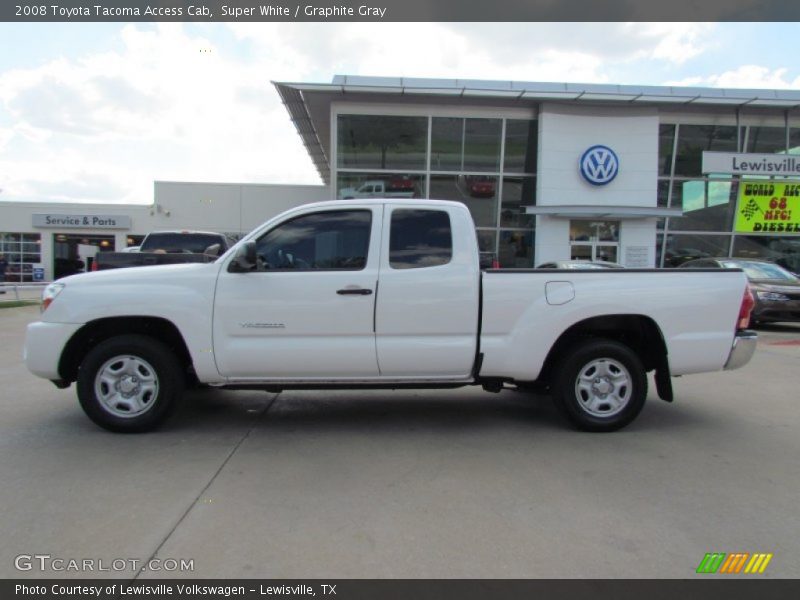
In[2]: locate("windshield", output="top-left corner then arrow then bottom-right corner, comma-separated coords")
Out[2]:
721,260 -> 798,281
141,233 -> 222,254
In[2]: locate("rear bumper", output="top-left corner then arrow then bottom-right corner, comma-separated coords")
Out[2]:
724,330 -> 758,370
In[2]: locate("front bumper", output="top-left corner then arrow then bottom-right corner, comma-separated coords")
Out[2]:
24,321 -> 83,380
723,330 -> 758,370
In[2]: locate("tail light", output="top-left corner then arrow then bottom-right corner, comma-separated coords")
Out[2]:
492,258 -> 500,269
91,260 -> 98,272
738,284 -> 755,330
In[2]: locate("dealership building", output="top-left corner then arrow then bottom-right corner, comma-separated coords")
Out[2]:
2,74 -> 800,281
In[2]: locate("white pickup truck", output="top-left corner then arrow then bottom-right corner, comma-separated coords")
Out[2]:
24,200 -> 757,433
338,179 -> 416,199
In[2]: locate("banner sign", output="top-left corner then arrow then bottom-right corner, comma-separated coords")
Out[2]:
735,181 -> 800,234
703,152 -> 800,176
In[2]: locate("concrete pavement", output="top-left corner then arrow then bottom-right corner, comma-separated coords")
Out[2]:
1,305 -> 798,578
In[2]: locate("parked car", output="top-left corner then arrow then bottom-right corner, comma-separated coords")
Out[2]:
537,260 -> 625,270
467,176 -> 495,198
93,231 -> 234,271
679,258 -> 800,325
26,199 -> 756,433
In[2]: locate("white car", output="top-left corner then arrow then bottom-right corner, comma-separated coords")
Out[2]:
25,200 -> 756,433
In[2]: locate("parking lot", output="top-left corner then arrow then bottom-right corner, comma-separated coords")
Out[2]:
1,303 -> 798,579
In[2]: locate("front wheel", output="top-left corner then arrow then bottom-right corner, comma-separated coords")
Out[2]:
552,339 -> 647,432
77,335 -> 184,432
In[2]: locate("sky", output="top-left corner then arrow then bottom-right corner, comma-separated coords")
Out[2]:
0,22 -> 799,205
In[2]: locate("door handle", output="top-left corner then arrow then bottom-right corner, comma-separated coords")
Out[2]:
337,288 -> 373,295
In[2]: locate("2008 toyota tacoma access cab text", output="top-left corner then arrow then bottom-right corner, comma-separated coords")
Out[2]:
24,200 -> 758,433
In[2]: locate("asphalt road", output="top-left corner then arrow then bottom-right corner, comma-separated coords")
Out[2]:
1,304 -> 798,579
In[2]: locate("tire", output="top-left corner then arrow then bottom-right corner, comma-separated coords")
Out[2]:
552,338 -> 647,432
77,335 -> 185,432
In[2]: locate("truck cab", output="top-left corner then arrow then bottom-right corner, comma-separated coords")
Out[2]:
214,201 -> 479,380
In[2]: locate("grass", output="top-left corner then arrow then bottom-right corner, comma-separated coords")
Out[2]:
0,300 -> 39,309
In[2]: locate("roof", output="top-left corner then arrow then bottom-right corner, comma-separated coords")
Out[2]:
274,74 -> 800,183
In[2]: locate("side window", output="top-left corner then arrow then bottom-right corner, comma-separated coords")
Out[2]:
390,209 -> 453,269
255,210 -> 371,271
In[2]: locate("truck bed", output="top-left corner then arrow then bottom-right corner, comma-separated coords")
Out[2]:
479,268 -> 748,380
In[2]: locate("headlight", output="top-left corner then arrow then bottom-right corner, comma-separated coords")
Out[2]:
756,291 -> 790,302
41,282 -> 65,312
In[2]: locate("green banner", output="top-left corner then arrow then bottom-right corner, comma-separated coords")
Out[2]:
736,181 -> 800,233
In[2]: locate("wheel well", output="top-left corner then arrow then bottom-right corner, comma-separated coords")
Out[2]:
58,317 -> 193,383
537,314 -> 669,386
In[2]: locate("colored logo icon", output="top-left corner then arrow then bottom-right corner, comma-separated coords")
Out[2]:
696,552 -> 773,574
580,145 -> 619,186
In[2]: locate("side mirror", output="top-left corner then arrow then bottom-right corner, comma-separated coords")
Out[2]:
204,243 -> 221,257
228,241 -> 257,272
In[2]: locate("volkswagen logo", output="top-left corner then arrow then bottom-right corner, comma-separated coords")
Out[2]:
579,145 -> 619,186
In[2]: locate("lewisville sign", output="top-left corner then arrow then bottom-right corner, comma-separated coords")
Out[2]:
702,152 -> 800,176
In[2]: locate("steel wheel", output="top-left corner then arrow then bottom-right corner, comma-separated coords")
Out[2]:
553,338 -> 647,432
574,358 -> 632,418
94,355 -> 160,418
78,334 -> 184,432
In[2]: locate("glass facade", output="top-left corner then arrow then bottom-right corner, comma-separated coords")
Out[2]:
657,121 -> 800,269
335,113 -> 537,268
0,233 -> 42,282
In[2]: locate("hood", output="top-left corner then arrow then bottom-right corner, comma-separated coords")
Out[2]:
750,279 -> 800,294
58,262 -> 220,286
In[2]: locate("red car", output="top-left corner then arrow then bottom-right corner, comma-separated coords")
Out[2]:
468,176 -> 495,198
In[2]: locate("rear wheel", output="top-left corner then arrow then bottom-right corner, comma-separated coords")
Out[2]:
77,335 -> 184,432
553,339 -> 647,432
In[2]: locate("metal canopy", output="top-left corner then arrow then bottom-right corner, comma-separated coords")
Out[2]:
274,74 -> 800,183
526,205 -> 683,219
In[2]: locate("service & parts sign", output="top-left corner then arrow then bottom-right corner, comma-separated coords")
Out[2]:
736,181 -> 800,234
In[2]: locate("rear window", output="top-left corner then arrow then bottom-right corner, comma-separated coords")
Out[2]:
141,233 -> 223,254
389,209 -> 452,269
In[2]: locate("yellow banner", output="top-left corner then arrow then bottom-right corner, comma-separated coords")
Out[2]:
736,181 -> 800,234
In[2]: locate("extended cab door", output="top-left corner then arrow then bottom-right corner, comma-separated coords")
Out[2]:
375,204 -> 480,378
213,206 -> 382,379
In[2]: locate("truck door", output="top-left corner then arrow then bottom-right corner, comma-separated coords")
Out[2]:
375,205 -> 480,378
213,206 -> 382,379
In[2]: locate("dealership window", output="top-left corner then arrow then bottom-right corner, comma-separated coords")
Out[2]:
504,119 -> 538,174
790,126 -> 800,154
662,234 -> 731,268
499,230 -> 534,268
335,112 -> 536,269
733,236 -> 800,274
658,124 -> 676,176
126,235 -> 146,248
569,220 -> 620,263
500,177 -> 536,228
669,179 -> 736,232
746,126 -> 789,154
337,115 -> 427,170
0,232 -> 42,282
429,175 -> 498,227
53,234 -> 115,280
431,117 -> 502,172
674,125 -> 738,177
336,173 -> 425,200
